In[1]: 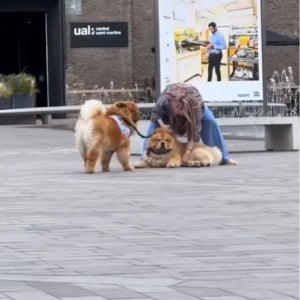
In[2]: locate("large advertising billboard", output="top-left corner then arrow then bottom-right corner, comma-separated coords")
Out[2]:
157,0 -> 264,101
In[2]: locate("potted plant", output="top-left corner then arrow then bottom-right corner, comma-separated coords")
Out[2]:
8,73 -> 38,109
0,78 -> 13,109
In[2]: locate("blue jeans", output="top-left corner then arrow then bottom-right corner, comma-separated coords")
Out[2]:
141,106 -> 230,161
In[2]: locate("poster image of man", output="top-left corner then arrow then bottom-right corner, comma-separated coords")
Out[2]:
169,0 -> 261,83
158,0 -> 263,101
207,21 -> 226,82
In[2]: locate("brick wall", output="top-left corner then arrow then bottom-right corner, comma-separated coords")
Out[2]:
265,0 -> 299,39
65,0 -> 134,89
264,0 -> 299,83
131,0 -> 156,90
65,0 -> 157,90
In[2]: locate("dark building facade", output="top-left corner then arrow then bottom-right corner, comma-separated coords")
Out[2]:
0,0 -> 298,106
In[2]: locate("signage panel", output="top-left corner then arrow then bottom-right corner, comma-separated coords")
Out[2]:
70,22 -> 128,48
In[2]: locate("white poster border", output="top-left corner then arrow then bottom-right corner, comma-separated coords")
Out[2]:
157,0 -> 264,102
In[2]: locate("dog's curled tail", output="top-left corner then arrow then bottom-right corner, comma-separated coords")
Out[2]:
211,146 -> 223,165
80,99 -> 106,120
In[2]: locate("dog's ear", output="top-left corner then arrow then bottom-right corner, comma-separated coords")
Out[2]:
115,102 -> 127,108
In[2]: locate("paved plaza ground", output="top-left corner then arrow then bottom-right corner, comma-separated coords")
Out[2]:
0,124 -> 299,300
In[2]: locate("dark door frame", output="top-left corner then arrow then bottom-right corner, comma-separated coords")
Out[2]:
0,0 -> 65,107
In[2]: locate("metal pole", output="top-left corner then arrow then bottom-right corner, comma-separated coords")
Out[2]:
261,0 -> 268,116
154,0 -> 161,100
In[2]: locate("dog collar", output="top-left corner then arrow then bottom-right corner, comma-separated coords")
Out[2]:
147,147 -> 171,155
110,115 -> 132,138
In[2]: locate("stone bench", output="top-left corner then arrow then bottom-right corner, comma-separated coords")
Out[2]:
131,116 -> 299,154
0,106 -> 82,125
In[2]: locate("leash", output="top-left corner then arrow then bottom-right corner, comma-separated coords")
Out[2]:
129,125 -> 152,139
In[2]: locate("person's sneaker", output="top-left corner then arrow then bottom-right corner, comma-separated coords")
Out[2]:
221,158 -> 238,166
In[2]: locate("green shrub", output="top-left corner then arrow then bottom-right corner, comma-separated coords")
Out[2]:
8,73 -> 38,96
0,81 -> 13,98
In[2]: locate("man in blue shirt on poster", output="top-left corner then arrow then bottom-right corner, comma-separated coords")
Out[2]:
207,22 -> 226,82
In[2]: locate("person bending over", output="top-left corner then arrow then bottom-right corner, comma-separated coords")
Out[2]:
141,82 -> 237,165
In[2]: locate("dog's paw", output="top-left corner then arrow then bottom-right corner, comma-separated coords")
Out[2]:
134,161 -> 146,168
187,160 -> 201,167
201,160 -> 212,167
85,168 -> 96,174
153,159 -> 167,168
167,161 -> 180,168
124,165 -> 134,171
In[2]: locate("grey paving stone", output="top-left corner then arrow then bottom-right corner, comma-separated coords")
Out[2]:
4,291 -> 59,300
0,294 -> 12,299
174,287 -> 232,298
74,284 -> 120,291
146,290 -> 202,300
114,299 -> 154,300
27,282 -> 97,298
0,281 -> 35,292
61,297 -> 108,300
271,287 -> 299,299
224,288 -> 296,299
255,297 -> 297,300
91,287 -> 145,299
201,297 -> 249,300
121,285 -> 174,293
0,125 -> 298,300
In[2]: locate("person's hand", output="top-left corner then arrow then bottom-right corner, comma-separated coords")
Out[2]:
207,43 -> 214,50
157,119 -> 169,128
